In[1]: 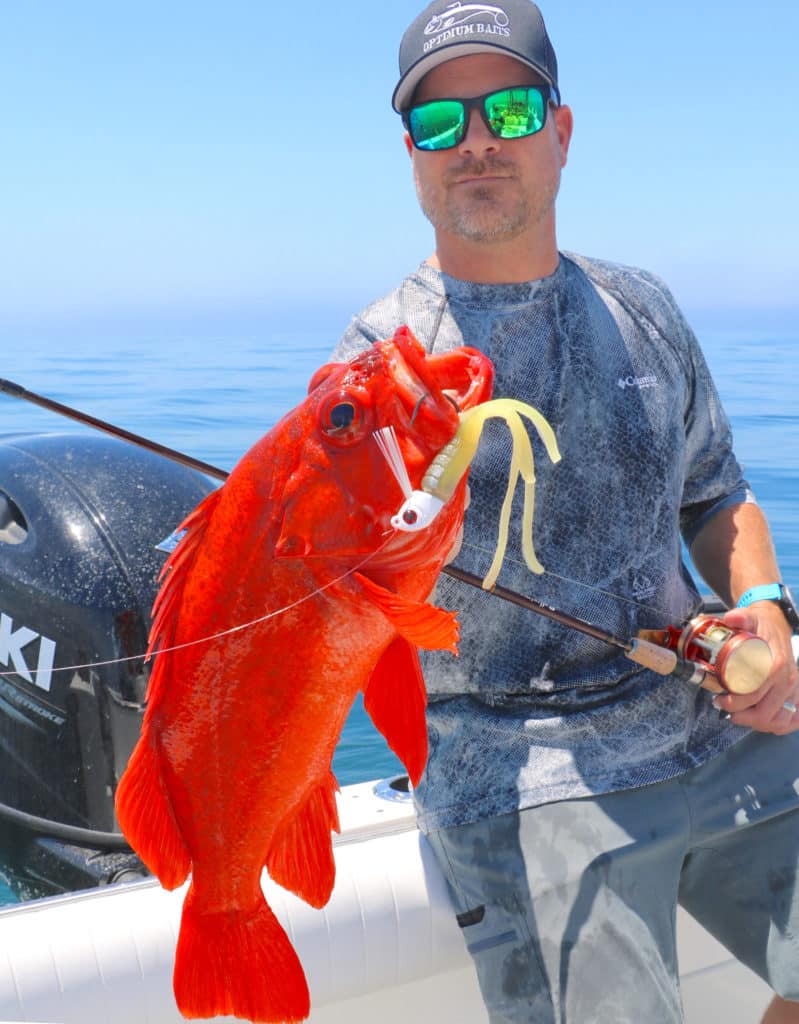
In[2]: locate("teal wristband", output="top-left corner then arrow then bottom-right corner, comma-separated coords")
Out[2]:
737,583 -> 783,607
736,582 -> 799,630
736,583 -> 783,608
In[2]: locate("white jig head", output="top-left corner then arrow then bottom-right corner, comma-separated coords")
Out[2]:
390,490 -> 445,532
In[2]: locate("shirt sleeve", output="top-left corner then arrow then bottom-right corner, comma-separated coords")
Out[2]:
579,254 -> 756,549
669,295 -> 756,546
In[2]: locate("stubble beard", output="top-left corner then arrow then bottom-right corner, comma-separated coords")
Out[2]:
415,158 -> 559,244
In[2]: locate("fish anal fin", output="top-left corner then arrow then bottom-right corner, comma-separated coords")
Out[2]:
364,636 -> 429,787
266,771 -> 340,909
354,572 -> 459,653
174,883 -> 310,1022
114,731 -> 191,890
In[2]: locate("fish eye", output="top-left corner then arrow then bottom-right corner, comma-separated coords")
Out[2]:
328,402 -> 356,429
318,390 -> 370,445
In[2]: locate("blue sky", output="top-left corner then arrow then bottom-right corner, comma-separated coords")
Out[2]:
1,0 -> 797,341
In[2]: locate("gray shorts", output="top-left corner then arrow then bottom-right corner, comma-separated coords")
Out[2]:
426,730 -> 799,1023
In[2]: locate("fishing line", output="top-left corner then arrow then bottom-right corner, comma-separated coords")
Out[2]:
0,533 -> 397,683
0,378 -> 740,686
0,377 -> 607,609
456,538 -> 678,622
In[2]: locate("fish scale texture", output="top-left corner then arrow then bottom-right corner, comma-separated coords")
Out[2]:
334,253 -> 753,831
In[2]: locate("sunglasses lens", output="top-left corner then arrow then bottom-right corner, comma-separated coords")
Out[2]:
409,100 -> 465,151
486,87 -> 546,139
407,87 -> 550,150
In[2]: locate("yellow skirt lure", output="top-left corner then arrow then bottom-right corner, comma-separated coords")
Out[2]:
381,398 -> 561,590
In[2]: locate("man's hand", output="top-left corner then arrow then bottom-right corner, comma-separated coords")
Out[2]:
689,501 -> 798,733
712,603 -> 799,734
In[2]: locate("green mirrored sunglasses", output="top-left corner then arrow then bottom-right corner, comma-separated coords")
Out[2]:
403,84 -> 557,152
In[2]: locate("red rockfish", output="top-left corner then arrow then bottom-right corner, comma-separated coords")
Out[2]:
115,327 -> 494,1022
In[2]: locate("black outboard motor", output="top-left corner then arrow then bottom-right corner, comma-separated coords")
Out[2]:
0,432 -> 215,896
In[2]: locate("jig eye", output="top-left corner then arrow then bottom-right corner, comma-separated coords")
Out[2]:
318,390 -> 370,445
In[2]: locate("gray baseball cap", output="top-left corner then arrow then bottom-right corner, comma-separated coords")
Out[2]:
393,0 -> 560,112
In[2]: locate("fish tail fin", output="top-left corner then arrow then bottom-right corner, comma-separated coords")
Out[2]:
174,883 -> 310,1022
114,731 -> 190,890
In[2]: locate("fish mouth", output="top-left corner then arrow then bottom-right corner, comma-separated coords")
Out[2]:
385,327 -> 493,426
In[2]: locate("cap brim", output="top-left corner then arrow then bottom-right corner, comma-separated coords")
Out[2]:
392,42 -> 557,112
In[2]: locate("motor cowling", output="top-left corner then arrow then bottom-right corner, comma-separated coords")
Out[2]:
0,432 -> 215,834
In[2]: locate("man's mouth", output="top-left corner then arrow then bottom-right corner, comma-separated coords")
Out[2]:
447,163 -> 514,187
453,174 -> 510,185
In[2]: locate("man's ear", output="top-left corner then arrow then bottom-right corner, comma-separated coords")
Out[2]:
553,104 -> 574,168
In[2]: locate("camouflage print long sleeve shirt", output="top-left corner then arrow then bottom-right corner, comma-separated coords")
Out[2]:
333,253 -> 753,832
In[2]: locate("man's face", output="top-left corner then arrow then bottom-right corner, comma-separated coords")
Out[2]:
405,53 -> 572,247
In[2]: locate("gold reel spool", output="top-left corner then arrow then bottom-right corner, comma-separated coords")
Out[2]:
676,616 -> 772,694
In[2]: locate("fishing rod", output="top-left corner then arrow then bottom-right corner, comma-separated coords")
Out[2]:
445,566 -> 772,694
0,377 -> 224,480
0,377 -> 773,695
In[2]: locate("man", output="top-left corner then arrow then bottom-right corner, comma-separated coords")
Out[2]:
334,1 -> 799,1020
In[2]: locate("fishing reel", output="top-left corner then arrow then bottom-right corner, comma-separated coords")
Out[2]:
657,615 -> 773,694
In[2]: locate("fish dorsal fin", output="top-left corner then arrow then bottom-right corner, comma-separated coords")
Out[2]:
353,572 -> 459,652
115,488 -> 224,885
146,487 -> 222,705
363,636 -> 428,787
265,771 -> 340,909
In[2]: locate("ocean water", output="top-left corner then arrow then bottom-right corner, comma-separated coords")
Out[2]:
0,324 -> 796,904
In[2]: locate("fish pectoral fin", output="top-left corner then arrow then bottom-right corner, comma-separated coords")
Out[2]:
265,771 -> 340,909
364,636 -> 428,787
353,572 -> 459,653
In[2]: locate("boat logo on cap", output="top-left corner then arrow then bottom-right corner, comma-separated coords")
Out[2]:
424,2 -> 511,45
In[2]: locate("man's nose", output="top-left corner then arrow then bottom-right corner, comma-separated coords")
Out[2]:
457,110 -> 501,157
